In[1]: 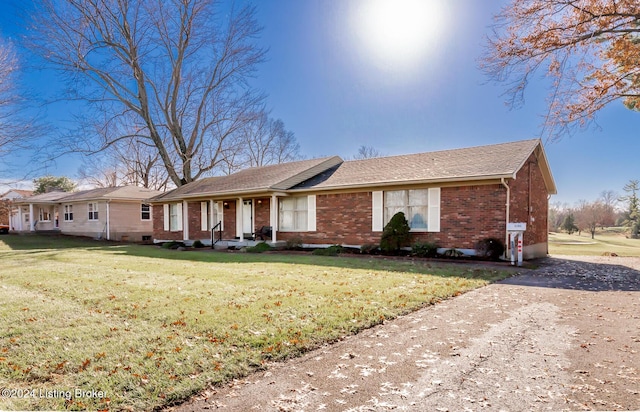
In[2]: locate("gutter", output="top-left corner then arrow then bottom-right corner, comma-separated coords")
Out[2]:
501,178 -> 510,260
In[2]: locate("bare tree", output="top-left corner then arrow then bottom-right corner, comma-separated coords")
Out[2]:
0,38 -> 30,161
30,0 -> 266,186
238,112 -> 301,169
353,145 -> 383,160
77,138 -> 170,190
599,190 -> 619,227
482,1 -> 640,139
575,200 -> 608,239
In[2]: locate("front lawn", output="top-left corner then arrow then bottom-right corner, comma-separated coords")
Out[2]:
0,235 -> 511,411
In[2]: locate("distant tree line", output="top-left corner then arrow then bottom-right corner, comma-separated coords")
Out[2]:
549,180 -> 640,239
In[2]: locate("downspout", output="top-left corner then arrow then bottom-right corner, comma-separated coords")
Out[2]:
106,201 -> 110,241
501,178 -> 510,259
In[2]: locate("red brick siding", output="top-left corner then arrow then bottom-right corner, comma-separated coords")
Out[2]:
221,201 -> 236,239
509,154 -> 549,248
254,198 -> 271,230
412,185 -> 506,249
278,192 -> 377,245
277,187 -> 507,249
188,202 -> 208,240
152,204 -> 183,241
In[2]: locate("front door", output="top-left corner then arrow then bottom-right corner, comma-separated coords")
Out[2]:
242,200 -> 253,235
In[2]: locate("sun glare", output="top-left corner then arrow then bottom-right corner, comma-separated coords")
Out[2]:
353,0 -> 447,68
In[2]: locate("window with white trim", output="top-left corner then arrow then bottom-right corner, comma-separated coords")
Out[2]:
279,196 -> 308,231
88,202 -> 99,221
384,189 -> 429,231
64,205 -> 73,222
39,208 -> 51,222
169,203 -> 180,231
141,204 -> 151,220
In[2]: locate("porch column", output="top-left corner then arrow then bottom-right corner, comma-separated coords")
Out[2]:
270,194 -> 277,243
238,197 -> 244,241
29,204 -> 34,231
18,206 -> 23,231
182,200 -> 189,241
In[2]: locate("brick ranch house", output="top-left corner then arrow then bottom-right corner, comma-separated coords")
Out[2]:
12,186 -> 161,242
149,139 -> 556,259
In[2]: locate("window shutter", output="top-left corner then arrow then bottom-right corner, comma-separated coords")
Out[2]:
427,188 -> 441,232
372,191 -> 383,232
176,203 -> 183,231
200,201 -> 208,231
163,204 -> 169,231
307,195 -> 316,232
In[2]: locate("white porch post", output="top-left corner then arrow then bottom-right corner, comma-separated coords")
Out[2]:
182,200 -> 189,241
270,194 -> 277,243
29,204 -> 34,231
18,206 -> 23,231
238,197 -> 244,241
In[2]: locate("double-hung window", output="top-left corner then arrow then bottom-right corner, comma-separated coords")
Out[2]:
64,205 -> 73,222
382,189 -> 438,231
88,203 -> 99,221
169,204 -> 180,231
141,204 -> 151,220
279,197 -> 308,231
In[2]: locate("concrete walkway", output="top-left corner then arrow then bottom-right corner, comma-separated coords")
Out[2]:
169,256 -> 640,411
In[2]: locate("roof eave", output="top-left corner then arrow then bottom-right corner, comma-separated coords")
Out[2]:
287,174 -> 516,193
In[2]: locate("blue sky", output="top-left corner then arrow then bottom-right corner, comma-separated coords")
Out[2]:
1,0 -> 639,205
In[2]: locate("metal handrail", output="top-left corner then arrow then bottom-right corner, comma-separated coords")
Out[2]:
211,221 -> 222,248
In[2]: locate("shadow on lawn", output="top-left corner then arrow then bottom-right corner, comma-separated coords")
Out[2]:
500,257 -> 640,292
0,233 -> 119,251
0,233 -> 515,281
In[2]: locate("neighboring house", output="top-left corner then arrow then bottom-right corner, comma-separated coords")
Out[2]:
12,186 -> 162,242
149,139 -> 556,259
0,190 -> 33,229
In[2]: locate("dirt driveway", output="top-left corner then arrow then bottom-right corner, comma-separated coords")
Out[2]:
170,256 -> 640,411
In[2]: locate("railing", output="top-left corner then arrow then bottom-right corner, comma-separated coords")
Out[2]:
211,221 -> 222,248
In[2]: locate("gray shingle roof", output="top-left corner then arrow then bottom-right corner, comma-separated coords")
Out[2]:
151,156 -> 343,201
293,139 -> 549,190
14,186 -> 162,204
148,139 -> 556,201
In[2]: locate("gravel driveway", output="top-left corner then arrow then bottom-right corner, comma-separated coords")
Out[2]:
170,256 -> 640,411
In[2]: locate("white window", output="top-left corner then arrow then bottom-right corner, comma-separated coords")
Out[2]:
170,204 -> 178,230
381,188 -> 440,232
88,203 -> 99,221
141,204 -> 151,220
279,196 -> 308,231
64,205 -> 73,222
200,201 -> 221,231
39,208 -> 51,222
163,203 -> 183,232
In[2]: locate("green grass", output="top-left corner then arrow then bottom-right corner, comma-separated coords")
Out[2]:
0,234 -> 511,411
549,230 -> 640,256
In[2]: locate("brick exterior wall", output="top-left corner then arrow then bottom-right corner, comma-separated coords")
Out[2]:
278,192 -> 377,245
152,204 -> 183,241
508,153 -> 549,251
255,198 -> 271,231
152,154 -> 549,256
277,187 -> 508,249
